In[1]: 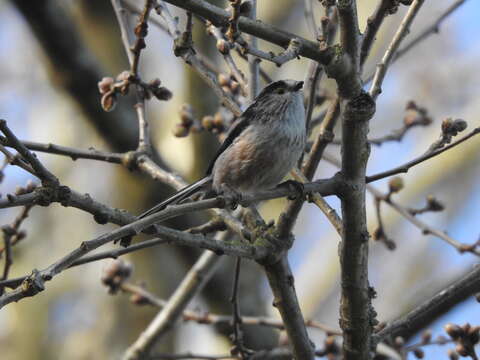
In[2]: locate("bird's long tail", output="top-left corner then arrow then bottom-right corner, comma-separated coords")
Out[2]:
137,176 -> 212,219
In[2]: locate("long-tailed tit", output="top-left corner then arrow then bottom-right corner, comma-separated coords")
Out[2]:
139,79 -> 306,218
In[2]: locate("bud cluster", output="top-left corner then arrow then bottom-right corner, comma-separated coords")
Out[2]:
98,72 -> 172,112
101,259 -> 133,294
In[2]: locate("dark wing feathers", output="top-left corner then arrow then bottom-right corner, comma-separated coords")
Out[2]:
137,177 -> 211,219
206,114 -> 251,175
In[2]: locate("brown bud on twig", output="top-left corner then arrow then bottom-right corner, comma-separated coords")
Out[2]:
101,91 -> 117,112
421,329 -> 432,344
445,323 -> 463,340
98,77 -> 114,94
218,73 -> 231,87
230,80 -> 240,95
134,22 -> 148,38
426,195 -> 444,212
468,326 -> 480,344
213,112 -> 225,131
116,71 -> 131,82
404,101 -> 432,127
151,86 -> 173,101
388,177 -> 404,194
202,115 -> 215,131
413,348 -> 424,359
442,118 -> 468,137
101,259 -> 133,294
455,344 -> 468,357
448,349 -> 459,360
179,104 -> 194,126
173,124 -> 189,138
130,291 -> 150,306
436,335 -> 448,344
216,39 -> 230,55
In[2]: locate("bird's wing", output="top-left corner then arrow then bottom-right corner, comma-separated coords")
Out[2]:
205,112 -> 252,175
137,176 -> 212,219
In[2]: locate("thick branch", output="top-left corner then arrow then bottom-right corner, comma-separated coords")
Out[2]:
338,93 -> 376,360
375,264 -> 480,343
264,257 -> 315,360
161,0 -> 334,65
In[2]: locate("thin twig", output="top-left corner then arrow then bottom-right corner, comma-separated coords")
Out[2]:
206,23 -> 248,94
229,257 -> 253,358
161,0 -> 334,65
366,127 -> 480,183
0,136 -> 124,163
0,237 -> 170,290
0,229 -> 13,295
360,0 -> 393,69
393,0 -> 469,63
150,353 -> 236,360
119,281 -> 342,334
304,12 -> 338,135
363,0 -> 469,85
111,0 -> 155,152
0,143 -> 35,176
369,0 -> 426,99
304,0 -> 319,40
368,185 -> 480,256
247,0 -> 259,102
157,1 -> 241,116
225,0 -> 242,41
0,204 -> 34,256
123,244 -> 224,359
292,169 -> 342,236
0,119 -> 58,185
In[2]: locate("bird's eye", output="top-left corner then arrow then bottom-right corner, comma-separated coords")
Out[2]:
275,88 -> 286,95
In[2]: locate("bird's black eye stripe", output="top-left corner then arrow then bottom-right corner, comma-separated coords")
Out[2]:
259,80 -> 287,96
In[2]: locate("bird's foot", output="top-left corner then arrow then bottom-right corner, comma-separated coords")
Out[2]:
219,184 -> 243,210
277,180 -> 305,200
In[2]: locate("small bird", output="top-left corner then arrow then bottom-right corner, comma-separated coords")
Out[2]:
138,79 -> 306,219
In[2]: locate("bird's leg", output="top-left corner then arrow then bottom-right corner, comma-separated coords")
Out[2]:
277,179 -> 305,200
218,183 -> 243,210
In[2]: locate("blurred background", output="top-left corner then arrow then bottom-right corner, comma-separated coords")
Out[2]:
0,0 -> 479,359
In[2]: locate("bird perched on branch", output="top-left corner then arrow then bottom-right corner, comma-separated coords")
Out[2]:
138,79 -> 306,219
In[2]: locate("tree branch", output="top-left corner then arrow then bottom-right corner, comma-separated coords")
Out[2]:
369,0 -> 426,99
123,248 -> 223,359
360,0 -> 393,69
0,120 -> 58,185
375,264 -> 480,343
338,92 -> 376,360
366,127 -> 480,183
161,0 -> 334,65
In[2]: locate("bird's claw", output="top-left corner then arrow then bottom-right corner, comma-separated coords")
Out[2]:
278,180 -> 305,200
219,184 -> 242,210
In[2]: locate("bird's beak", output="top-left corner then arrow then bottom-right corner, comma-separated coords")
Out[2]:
293,81 -> 304,91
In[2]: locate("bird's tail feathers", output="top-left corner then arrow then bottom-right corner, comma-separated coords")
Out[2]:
137,177 -> 211,219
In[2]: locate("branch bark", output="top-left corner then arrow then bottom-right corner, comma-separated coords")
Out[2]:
375,264 -> 480,343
